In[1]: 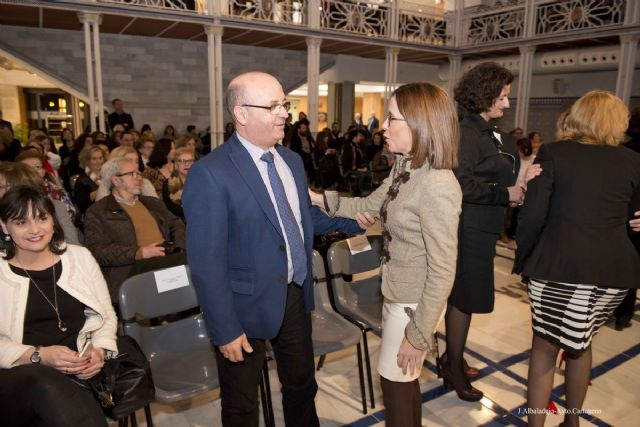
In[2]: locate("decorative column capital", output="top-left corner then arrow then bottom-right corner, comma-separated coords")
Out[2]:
519,45 -> 536,55
306,37 -> 322,49
205,25 -> 224,37
385,47 -> 400,57
620,34 -> 640,45
77,12 -> 102,25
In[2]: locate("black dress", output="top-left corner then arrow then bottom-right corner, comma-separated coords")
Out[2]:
449,114 -> 517,313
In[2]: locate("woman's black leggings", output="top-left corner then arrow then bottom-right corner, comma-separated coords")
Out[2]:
0,364 -> 107,427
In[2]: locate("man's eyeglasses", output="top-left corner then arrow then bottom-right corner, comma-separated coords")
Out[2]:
175,158 -> 195,165
117,170 -> 142,178
386,113 -> 406,123
241,101 -> 291,115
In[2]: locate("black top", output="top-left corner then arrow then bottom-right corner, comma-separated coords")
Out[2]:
514,140 -> 640,288
454,114 -> 518,233
12,261 -> 86,350
107,111 -> 135,131
73,170 -> 99,215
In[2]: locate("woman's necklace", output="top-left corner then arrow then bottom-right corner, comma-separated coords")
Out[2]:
19,256 -> 66,332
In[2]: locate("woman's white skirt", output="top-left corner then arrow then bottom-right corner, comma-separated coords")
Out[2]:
377,301 -> 426,382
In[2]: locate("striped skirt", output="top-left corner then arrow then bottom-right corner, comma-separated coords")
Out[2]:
528,279 -> 627,352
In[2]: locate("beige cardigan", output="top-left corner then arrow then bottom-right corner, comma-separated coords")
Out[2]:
0,244 -> 118,368
324,157 -> 462,351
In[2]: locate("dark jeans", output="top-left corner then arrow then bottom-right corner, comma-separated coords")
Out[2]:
216,283 -> 319,427
0,364 -> 107,427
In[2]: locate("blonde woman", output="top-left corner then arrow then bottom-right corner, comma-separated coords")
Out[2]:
162,147 -> 195,219
310,82 -> 461,426
514,91 -> 640,427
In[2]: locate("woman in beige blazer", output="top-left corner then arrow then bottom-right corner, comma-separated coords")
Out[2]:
311,82 -> 462,426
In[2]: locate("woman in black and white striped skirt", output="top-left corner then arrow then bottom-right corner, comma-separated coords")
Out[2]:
514,90 -> 640,427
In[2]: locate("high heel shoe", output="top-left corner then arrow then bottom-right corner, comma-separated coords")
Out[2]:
437,352 -> 480,380
440,361 -> 483,402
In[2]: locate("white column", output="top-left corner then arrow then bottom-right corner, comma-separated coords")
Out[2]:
388,0 -> 399,39
306,37 -> 322,133
453,0 -> 464,47
79,13 -> 96,132
515,45 -> 535,132
205,25 -> 225,148
447,54 -> 462,96
615,35 -> 639,106
523,0 -> 536,38
91,16 -> 105,133
70,95 -> 82,137
624,0 -> 640,25
308,0 -> 320,29
384,47 -> 399,111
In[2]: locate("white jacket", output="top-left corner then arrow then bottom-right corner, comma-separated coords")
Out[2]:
0,245 -> 118,368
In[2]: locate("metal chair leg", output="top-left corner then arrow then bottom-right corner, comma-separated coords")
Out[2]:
144,404 -> 154,427
130,411 -> 138,427
316,354 -> 326,371
356,342 -> 367,414
118,418 -> 128,427
362,330 -> 375,409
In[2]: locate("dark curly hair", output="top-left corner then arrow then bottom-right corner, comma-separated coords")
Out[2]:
0,185 -> 66,259
454,62 -> 514,115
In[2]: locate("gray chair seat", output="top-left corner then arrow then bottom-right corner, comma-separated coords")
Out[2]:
312,310 -> 361,356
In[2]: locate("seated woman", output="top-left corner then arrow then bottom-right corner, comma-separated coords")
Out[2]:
73,145 -> 108,216
142,138 -> 175,196
0,185 -> 118,427
0,162 -> 80,245
162,147 -> 195,220
17,149 -> 78,226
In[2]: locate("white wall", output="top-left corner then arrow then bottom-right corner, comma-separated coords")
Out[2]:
0,84 -> 20,126
321,55 -> 442,85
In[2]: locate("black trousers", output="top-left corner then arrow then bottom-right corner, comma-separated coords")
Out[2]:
0,364 -> 107,427
216,283 -> 319,427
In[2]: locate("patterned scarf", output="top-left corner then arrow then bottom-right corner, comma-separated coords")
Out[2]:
379,155 -> 411,264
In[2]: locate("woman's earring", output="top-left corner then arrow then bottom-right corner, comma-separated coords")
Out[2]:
3,234 -> 11,242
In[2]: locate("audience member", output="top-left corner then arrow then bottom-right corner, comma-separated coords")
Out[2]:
84,157 -> 185,300
107,98 -> 135,131
162,147 -> 194,219
136,136 -> 155,169
367,112 -> 379,132
0,162 -> 80,245
528,131 -> 542,154
0,186 -> 118,427
223,122 -> 235,142
73,145 -> 108,216
98,146 -> 158,201
142,138 -> 175,196
163,125 -> 176,140
0,122 -> 21,162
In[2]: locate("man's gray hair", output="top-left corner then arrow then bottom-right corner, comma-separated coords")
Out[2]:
100,156 -> 130,191
226,82 -> 245,121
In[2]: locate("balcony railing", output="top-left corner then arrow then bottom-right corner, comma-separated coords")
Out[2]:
91,0 -> 634,48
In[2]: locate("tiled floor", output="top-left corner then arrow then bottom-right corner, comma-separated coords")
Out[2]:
119,244 -> 640,427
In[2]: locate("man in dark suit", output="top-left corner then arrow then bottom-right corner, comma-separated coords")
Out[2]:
107,98 -> 135,131
183,72 -> 365,427
367,112 -> 379,132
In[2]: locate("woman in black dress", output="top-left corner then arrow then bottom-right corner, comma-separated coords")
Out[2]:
440,62 -> 525,401
514,91 -> 640,427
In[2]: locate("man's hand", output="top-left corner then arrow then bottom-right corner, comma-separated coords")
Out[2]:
219,333 -> 253,362
630,211 -> 640,232
141,242 -> 165,259
355,212 -> 377,230
396,338 -> 425,376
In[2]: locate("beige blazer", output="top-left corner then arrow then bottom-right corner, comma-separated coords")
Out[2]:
325,157 -> 462,351
0,244 -> 118,368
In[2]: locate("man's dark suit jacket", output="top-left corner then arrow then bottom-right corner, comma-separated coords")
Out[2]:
108,112 -> 135,131
183,134 -> 361,346
514,140 -> 640,289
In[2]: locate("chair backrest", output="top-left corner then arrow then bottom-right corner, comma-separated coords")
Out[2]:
118,265 -> 199,321
326,235 -> 383,309
311,250 -> 332,313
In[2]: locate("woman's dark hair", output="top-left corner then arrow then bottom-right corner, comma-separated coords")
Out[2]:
140,124 -> 152,134
516,137 -> 533,157
0,186 -> 66,259
164,125 -> 176,137
147,138 -> 173,168
454,62 -> 514,115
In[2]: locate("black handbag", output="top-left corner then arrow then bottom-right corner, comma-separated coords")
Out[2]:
84,335 -> 155,420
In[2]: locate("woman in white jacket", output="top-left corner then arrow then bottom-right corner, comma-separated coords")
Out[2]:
0,185 -> 117,427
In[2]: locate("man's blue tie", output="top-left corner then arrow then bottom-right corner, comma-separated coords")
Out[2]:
260,151 -> 307,285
